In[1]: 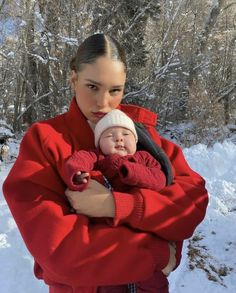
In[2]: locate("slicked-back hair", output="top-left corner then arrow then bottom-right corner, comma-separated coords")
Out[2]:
70,33 -> 127,73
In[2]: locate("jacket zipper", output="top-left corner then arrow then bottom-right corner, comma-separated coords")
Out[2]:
127,283 -> 136,293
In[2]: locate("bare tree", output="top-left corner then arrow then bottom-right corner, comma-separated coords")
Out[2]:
0,0 -> 235,145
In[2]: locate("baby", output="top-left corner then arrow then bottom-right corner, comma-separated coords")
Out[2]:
63,109 -> 166,193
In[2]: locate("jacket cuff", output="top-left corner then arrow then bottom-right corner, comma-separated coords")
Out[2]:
111,191 -> 144,227
119,161 -> 137,185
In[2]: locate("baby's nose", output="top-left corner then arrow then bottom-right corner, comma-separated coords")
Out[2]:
115,136 -> 123,141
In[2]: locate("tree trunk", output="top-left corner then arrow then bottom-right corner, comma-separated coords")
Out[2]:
23,0 -> 37,125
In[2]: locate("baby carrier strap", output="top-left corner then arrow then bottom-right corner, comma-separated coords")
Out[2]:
134,122 -> 173,186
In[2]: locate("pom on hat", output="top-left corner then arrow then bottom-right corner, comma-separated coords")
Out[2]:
94,109 -> 138,147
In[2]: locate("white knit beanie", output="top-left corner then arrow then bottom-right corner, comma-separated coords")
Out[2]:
94,109 -> 138,147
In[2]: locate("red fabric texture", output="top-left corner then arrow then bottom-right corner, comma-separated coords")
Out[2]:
97,271 -> 169,293
49,272 -> 168,293
137,271 -> 169,293
63,150 -> 166,192
3,97 -> 208,292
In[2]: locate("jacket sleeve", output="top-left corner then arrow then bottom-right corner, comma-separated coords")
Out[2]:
63,150 -> 98,191
3,124 -> 170,287
111,126 -> 209,242
119,151 -> 166,191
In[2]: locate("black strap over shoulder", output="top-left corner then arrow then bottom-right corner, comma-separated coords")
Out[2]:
134,122 -> 173,186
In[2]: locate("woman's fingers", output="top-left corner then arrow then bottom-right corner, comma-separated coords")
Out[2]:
161,242 -> 176,276
65,181 -> 115,217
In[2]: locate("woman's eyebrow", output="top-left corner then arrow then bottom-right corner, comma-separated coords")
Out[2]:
85,79 -> 124,88
85,79 -> 101,85
111,85 -> 124,88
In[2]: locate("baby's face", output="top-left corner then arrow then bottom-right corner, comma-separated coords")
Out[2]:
99,126 -> 137,156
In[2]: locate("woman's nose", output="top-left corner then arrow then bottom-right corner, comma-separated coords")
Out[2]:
96,92 -> 110,107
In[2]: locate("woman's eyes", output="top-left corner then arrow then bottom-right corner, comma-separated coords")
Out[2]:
86,85 -> 122,95
110,88 -> 122,94
87,84 -> 98,90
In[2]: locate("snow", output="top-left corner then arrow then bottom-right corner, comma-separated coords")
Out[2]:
7,51 -> 15,57
58,36 -> 78,46
19,20 -> 27,27
0,127 -> 14,138
1,140 -> 236,292
169,141 -> 236,292
0,121 -> 15,138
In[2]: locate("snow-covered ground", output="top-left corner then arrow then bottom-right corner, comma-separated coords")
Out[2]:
1,140 -> 236,293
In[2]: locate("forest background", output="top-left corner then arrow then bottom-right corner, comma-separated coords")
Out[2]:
0,0 -> 235,146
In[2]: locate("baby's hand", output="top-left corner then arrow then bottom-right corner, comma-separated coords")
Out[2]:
73,171 -> 90,184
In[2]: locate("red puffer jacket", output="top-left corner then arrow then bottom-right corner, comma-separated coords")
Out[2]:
3,97 -> 208,292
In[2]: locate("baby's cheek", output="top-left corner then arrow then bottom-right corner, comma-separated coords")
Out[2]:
127,143 -> 136,155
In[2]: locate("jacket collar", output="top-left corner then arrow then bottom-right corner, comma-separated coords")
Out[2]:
119,104 -> 157,126
64,97 -> 158,150
64,97 -> 95,150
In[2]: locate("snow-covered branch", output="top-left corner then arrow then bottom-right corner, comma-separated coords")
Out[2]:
217,82 -> 236,102
16,91 -> 52,121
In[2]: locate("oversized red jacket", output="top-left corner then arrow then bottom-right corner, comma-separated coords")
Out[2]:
3,98 -> 208,292
63,150 -> 166,192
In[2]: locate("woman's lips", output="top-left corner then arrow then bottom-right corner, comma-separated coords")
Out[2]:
92,112 -> 107,119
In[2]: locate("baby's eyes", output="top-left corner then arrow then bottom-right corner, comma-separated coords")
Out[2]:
103,132 -> 131,138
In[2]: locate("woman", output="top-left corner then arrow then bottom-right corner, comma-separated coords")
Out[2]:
3,34 -> 208,293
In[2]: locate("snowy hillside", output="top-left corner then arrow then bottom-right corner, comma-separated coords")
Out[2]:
1,140 -> 236,293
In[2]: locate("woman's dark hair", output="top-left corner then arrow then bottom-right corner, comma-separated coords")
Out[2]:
70,33 -> 127,72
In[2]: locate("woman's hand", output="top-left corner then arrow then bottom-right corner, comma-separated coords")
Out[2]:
161,242 -> 176,276
65,179 -> 115,218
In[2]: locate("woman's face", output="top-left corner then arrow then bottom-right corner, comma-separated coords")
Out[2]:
71,56 -> 126,124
